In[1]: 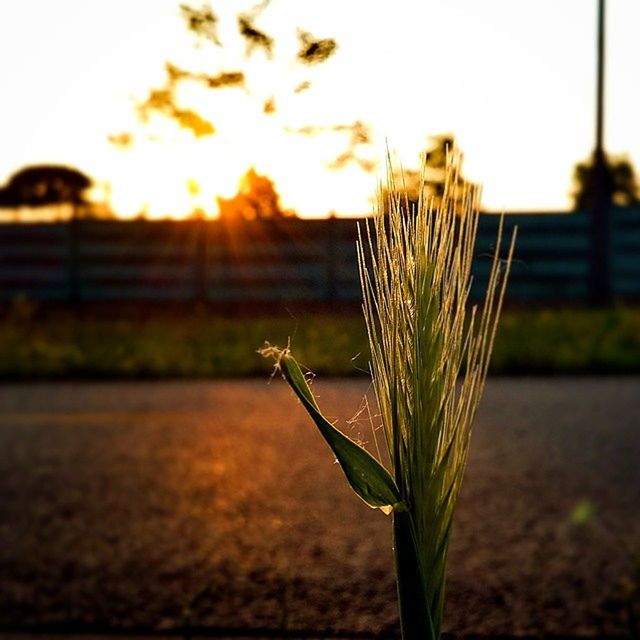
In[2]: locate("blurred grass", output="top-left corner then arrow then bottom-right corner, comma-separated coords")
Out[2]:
1,301 -> 639,379
492,307 -> 640,374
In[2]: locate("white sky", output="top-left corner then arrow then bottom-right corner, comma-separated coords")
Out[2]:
0,0 -> 638,218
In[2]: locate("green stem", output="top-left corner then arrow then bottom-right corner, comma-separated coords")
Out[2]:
393,510 -> 437,640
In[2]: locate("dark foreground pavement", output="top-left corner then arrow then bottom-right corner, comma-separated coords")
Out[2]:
0,378 -> 638,637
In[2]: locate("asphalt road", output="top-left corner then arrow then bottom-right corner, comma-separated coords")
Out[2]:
0,378 -> 638,637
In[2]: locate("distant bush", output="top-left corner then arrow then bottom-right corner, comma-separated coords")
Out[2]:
0,305 -> 638,379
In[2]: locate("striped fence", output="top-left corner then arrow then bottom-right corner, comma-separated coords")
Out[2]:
0,207 -> 638,304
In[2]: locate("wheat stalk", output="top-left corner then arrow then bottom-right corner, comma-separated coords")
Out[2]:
262,149 -> 515,640
358,150 -> 515,637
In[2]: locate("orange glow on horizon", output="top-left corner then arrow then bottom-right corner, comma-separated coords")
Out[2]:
106,98 -> 379,220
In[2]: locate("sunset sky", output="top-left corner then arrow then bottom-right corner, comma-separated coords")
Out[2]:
1,0 -> 639,219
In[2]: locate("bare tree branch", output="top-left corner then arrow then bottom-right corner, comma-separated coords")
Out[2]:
238,14 -> 274,57
297,30 -> 337,65
180,3 -> 221,45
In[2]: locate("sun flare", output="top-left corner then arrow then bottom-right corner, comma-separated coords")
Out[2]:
109,99 -> 378,221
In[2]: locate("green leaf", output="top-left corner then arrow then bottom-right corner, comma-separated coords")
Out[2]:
278,352 -> 402,512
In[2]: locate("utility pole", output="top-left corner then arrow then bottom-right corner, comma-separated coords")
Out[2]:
589,0 -> 610,305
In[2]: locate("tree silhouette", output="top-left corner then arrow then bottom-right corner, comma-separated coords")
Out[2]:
385,135 -> 478,214
217,168 -> 293,220
572,152 -> 640,210
0,165 -> 113,221
0,165 -> 92,208
422,134 -> 478,205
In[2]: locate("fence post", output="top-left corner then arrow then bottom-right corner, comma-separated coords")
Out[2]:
68,211 -> 80,304
194,217 -> 208,304
588,159 -> 611,305
325,215 -> 338,302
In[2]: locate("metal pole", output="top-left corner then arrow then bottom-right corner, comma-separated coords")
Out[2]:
589,0 -> 610,305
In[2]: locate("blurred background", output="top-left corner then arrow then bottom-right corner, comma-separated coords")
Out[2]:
0,1 -> 638,639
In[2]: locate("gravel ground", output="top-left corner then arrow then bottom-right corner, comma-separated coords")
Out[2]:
0,378 -> 638,637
